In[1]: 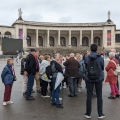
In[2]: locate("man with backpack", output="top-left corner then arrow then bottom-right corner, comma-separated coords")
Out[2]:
84,44 -> 105,119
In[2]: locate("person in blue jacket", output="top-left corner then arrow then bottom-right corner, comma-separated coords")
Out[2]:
1,58 -> 15,106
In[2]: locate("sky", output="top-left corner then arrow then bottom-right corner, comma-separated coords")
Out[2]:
0,0 -> 120,28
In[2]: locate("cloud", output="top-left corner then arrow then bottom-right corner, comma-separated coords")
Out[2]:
0,0 -> 120,28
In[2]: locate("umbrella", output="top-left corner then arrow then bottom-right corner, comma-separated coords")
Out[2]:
54,72 -> 64,90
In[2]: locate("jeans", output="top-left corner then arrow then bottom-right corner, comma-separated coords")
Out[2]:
67,77 -> 78,96
86,82 -> 103,116
26,74 -> 35,99
51,78 -> 60,105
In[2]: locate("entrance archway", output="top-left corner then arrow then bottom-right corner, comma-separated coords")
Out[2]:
60,37 -> 66,46
94,36 -> 100,46
27,35 -> 31,47
49,36 -> 54,46
4,31 -> 11,38
38,36 -> 43,47
82,37 -> 89,46
71,37 -> 77,46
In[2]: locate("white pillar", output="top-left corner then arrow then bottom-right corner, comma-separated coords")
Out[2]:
36,29 -> 38,47
23,26 -> 27,49
91,30 -> 93,45
58,30 -> 60,46
47,30 -> 49,47
69,30 -> 71,46
80,30 -> 82,46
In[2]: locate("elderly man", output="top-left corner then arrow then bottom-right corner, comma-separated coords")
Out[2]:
63,53 -> 80,97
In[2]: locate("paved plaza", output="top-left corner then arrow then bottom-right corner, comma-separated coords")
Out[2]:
0,59 -> 120,120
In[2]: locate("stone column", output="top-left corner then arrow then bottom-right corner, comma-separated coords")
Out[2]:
58,30 -> 60,46
47,30 -> 49,47
23,26 -> 27,49
36,29 -> 39,47
80,30 -> 82,46
69,30 -> 71,46
91,30 -> 93,45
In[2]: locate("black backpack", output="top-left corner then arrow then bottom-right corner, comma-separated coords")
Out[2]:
87,56 -> 100,80
45,65 -> 53,80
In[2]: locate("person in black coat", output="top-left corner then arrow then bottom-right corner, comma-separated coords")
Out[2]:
25,49 -> 38,100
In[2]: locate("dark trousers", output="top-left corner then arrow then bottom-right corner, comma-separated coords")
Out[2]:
51,78 -> 60,105
86,82 -> 103,116
4,84 -> 12,102
41,80 -> 48,96
26,74 -> 35,99
67,77 -> 78,96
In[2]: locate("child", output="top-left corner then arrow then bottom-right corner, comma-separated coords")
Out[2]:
1,58 -> 15,105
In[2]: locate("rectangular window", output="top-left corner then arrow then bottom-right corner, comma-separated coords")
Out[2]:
115,34 -> 120,42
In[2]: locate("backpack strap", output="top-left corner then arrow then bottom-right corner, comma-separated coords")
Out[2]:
111,60 -> 117,68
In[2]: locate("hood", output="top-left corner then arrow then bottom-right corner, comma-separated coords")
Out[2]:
89,52 -> 101,59
40,60 -> 50,67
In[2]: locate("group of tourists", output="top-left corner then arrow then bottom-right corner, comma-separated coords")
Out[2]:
1,43 -> 120,119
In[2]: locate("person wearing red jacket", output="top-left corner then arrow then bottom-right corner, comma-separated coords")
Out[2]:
105,52 -> 120,99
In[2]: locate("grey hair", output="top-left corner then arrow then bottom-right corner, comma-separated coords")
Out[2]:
109,52 -> 115,57
70,53 -> 75,57
111,49 -> 116,53
54,53 -> 60,58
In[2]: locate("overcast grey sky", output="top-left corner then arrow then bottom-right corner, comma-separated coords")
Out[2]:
0,0 -> 120,28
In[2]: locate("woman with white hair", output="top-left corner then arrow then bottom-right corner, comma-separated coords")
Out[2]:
105,52 -> 120,99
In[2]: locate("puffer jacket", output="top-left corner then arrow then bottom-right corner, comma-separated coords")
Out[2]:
1,64 -> 14,85
39,60 -> 51,82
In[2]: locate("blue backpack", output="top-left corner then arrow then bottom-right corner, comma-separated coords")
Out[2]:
79,60 -> 86,78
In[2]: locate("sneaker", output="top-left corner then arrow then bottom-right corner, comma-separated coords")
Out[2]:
42,95 -> 50,98
56,104 -> 63,108
84,113 -> 91,119
7,101 -> 14,104
98,114 -> 105,119
3,102 -> 7,106
108,96 -> 116,99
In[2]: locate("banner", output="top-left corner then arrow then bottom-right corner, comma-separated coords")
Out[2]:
19,29 -> 23,39
107,30 -> 111,46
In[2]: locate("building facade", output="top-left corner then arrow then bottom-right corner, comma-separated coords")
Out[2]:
0,10 -> 120,51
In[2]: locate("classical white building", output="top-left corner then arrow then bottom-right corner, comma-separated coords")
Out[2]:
0,10 -> 120,51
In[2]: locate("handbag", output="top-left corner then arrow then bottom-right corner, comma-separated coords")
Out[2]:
111,60 -> 120,75
13,75 -> 17,81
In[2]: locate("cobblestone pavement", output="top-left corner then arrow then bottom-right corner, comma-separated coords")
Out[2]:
0,59 -> 120,120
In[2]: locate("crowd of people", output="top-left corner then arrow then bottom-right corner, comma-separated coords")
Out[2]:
1,43 -> 120,119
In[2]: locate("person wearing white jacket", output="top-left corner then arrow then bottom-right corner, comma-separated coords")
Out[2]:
40,55 -> 51,98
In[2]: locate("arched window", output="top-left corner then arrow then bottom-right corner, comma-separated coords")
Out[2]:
71,37 -> 77,46
27,35 -> 31,47
94,36 -> 100,46
4,31 -> 11,38
49,36 -> 54,46
82,37 -> 89,46
60,37 -> 66,46
38,36 -> 43,47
